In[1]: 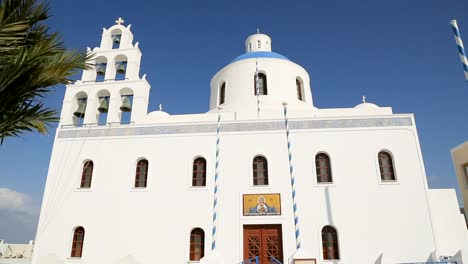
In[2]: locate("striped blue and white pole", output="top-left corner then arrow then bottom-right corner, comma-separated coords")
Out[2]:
255,59 -> 261,118
282,102 -> 301,249
451,20 -> 468,80
212,106 -> 222,250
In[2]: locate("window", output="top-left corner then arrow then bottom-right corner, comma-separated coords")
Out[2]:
190,228 -> 205,261
257,40 -> 261,48
70,227 -> 85,258
135,159 -> 148,188
296,79 -> 303,101
378,151 -> 395,181
254,73 -> 267,95
253,156 -> 269,185
219,83 -> 226,105
322,226 -> 339,260
80,161 -> 93,188
316,153 -> 332,183
192,157 -> 206,187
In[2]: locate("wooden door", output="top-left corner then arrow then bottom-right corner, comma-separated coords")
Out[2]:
243,225 -> 283,264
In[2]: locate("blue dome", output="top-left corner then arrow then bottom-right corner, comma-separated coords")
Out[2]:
231,51 -> 289,63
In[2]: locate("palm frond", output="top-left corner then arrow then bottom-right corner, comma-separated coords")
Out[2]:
0,0 -> 93,143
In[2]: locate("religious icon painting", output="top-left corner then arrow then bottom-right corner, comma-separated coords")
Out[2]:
243,193 -> 281,216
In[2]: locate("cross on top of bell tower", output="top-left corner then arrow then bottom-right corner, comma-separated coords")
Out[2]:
115,17 -> 125,25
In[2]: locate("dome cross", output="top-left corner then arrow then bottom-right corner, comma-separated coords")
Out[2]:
115,17 -> 125,25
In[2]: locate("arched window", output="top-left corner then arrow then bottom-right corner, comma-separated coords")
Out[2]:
219,83 -> 226,105
190,228 -> 205,261
253,156 -> 269,185
135,159 -> 148,188
316,153 -> 332,183
296,78 -> 304,101
254,73 -> 267,95
80,161 -> 93,188
378,151 -> 395,181
322,226 -> 339,260
192,157 -> 206,187
70,227 -> 85,258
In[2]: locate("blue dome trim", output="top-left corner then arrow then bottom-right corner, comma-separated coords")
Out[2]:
231,51 -> 290,63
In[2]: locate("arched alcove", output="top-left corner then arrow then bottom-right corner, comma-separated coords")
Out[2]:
96,89 -> 110,125
114,54 -> 128,81
73,92 -> 88,127
95,56 -> 107,82
119,87 -> 134,124
110,28 -> 122,49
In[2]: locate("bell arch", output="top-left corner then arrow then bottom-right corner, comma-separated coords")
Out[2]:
114,54 -> 128,81
73,91 -> 88,127
119,87 -> 134,124
96,89 -> 110,126
110,28 -> 122,49
95,56 -> 107,82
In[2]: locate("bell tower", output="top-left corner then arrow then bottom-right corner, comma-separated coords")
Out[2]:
60,18 -> 151,127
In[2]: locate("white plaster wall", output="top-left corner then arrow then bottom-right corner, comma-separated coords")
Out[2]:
33,23 -> 468,264
32,117 -> 466,264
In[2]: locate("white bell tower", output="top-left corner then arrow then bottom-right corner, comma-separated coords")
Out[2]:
60,18 -> 151,127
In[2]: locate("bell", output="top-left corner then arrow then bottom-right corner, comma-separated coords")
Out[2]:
112,34 -> 121,44
97,98 -> 109,113
120,96 -> 132,112
117,63 -> 126,74
73,101 -> 87,118
96,64 -> 106,76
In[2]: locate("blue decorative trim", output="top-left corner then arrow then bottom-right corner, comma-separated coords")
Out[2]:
231,51 -> 289,63
57,117 -> 413,139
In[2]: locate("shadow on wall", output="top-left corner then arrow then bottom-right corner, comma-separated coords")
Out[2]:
374,253 -> 383,264
325,187 -> 334,225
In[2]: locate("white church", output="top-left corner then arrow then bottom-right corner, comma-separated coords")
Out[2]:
32,19 -> 468,264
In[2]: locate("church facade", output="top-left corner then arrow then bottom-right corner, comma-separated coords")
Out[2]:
32,20 -> 468,264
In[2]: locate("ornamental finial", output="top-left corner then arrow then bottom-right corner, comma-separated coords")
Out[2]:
362,95 -> 366,103
115,17 -> 125,25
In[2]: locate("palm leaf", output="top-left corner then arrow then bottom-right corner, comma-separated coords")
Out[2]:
0,0 -> 94,143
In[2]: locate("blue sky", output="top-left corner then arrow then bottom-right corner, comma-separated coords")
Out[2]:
0,0 -> 467,243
